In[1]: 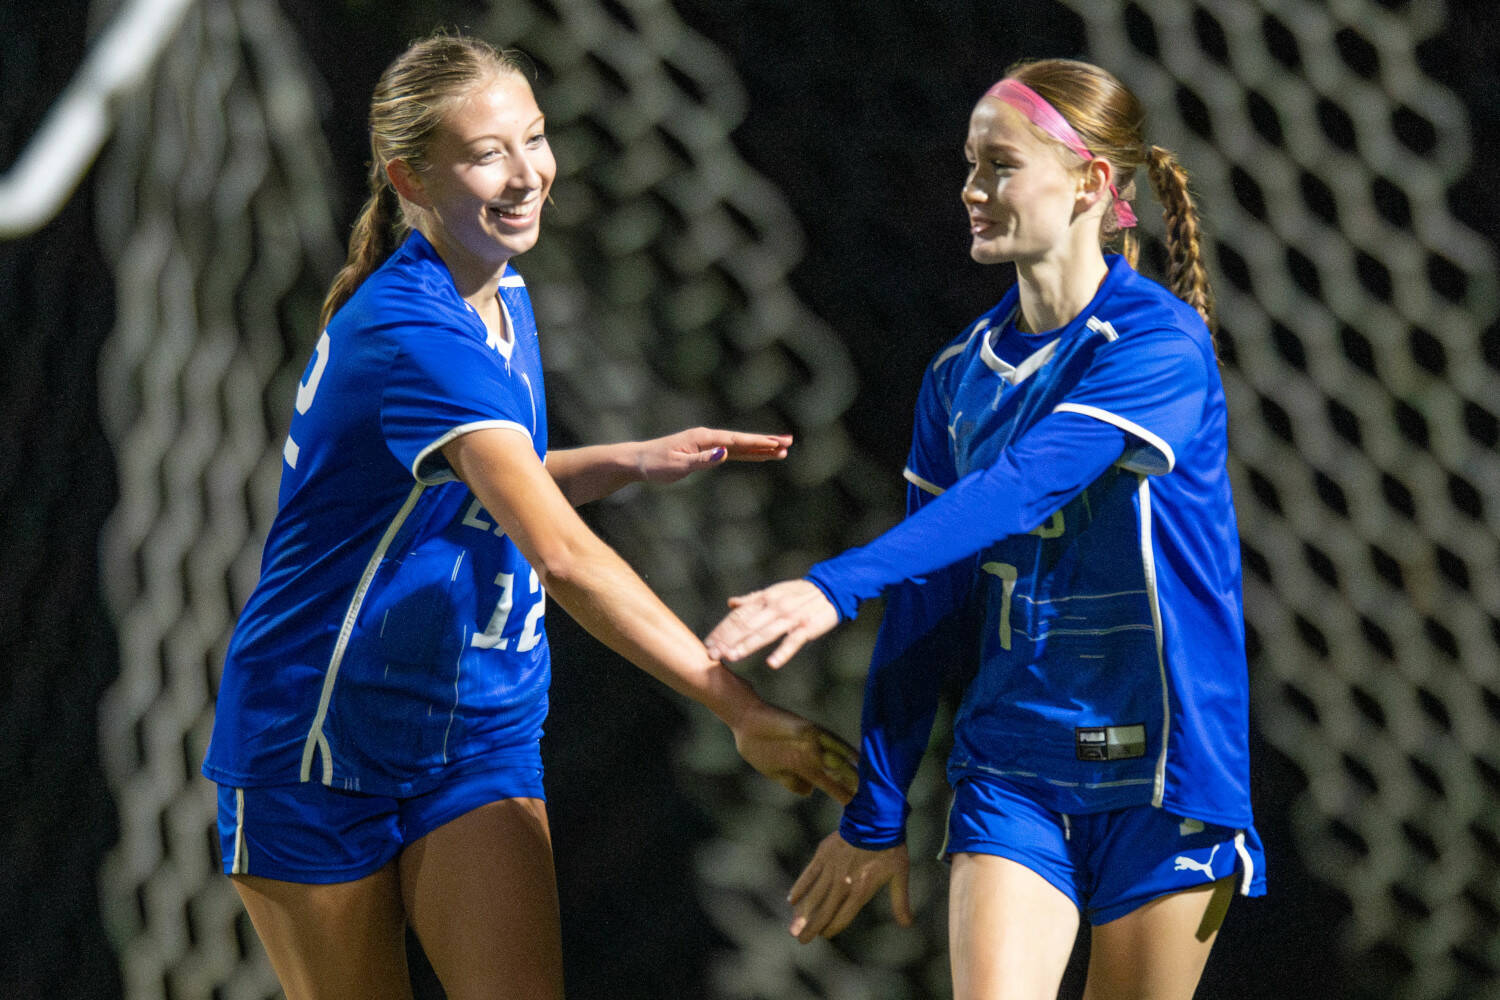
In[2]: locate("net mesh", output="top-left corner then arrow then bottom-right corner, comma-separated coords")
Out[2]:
79,0 -> 1500,998
1074,3 -> 1499,997
92,2 -> 340,997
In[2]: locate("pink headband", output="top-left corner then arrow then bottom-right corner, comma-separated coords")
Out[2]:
984,78 -> 1138,229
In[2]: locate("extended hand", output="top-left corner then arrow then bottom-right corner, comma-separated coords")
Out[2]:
788,832 -> 912,942
704,579 -> 838,668
635,428 -> 792,484
731,698 -> 858,804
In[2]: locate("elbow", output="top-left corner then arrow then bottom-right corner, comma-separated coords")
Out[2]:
525,531 -> 601,596
528,544 -> 581,594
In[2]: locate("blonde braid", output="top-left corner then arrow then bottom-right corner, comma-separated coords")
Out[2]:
1145,143 -> 1217,332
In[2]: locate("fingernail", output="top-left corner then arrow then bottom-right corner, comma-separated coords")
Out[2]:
711,447 -> 727,461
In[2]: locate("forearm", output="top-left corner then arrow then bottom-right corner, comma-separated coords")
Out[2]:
809,411 -> 1127,619
545,443 -> 642,506
840,568 -> 971,847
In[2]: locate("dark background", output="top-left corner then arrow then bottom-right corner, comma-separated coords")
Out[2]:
2,1 -> 1496,997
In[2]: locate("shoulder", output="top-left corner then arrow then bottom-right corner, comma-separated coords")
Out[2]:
1094,257 -> 1212,350
335,240 -> 476,345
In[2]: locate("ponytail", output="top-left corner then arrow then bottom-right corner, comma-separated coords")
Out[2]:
1145,143 -> 1217,333
319,163 -> 405,328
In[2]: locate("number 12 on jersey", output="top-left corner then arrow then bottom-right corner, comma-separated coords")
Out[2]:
472,567 -> 545,652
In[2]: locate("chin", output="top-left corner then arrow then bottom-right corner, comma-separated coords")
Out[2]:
970,242 -> 1011,265
500,227 -> 542,257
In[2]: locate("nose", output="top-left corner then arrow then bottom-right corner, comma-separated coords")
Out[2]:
512,152 -> 543,189
961,167 -> 984,206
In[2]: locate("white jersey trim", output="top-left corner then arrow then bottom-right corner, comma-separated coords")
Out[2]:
932,320 -> 987,371
981,329 -> 1061,386
1052,402 -> 1177,474
1136,474 -> 1172,807
412,420 -> 533,484
487,296 -> 516,362
1086,316 -> 1120,341
903,468 -> 946,497
300,482 -> 428,785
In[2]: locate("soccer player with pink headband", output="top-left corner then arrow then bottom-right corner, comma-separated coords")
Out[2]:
706,58 -> 1264,999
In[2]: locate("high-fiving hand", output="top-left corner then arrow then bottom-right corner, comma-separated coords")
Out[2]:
635,428 -> 792,484
704,579 -> 839,668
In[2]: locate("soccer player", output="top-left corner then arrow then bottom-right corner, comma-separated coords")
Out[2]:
706,58 -> 1265,1000
202,33 -> 856,1000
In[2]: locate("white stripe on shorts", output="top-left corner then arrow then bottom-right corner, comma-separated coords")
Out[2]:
232,788 -> 248,875
1233,830 -> 1253,895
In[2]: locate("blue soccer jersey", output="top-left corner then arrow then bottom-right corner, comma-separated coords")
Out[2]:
204,231 -> 552,796
820,255 -> 1253,844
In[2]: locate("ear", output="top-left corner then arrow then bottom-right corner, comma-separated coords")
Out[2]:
386,159 -> 431,210
1075,158 -> 1112,213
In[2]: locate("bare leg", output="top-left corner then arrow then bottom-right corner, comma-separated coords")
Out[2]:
399,797 -> 564,1000
232,862 -> 412,1000
1083,876 -> 1235,1000
949,853 -> 1081,1000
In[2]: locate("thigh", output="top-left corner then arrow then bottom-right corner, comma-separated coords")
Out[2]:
1083,876 -> 1235,1000
233,863 -> 412,1000
949,852 -> 1080,1000
399,797 -> 563,1000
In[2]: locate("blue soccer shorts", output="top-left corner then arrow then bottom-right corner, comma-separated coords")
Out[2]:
943,772 -> 1266,923
216,756 -> 546,883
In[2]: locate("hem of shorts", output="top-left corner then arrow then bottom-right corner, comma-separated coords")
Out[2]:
1090,860 -> 1267,926
941,838 -> 1083,908
202,748 -> 544,798
221,847 -> 402,885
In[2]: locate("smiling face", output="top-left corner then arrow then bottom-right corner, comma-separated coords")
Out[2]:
400,72 -> 556,276
961,98 -> 1088,267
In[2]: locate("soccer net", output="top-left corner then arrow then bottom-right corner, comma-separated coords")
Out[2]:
86,0 -> 1498,998
1076,3 -> 1498,997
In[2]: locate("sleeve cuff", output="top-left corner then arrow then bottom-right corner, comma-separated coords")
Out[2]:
804,570 -> 859,623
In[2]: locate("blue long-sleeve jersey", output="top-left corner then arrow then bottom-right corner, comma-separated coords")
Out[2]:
824,256 -> 1254,845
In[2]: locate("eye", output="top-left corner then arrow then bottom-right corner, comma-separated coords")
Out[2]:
526,131 -> 548,148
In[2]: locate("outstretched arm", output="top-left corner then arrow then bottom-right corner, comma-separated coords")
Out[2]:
546,428 -> 792,506
445,426 -> 854,801
705,409 -> 1130,664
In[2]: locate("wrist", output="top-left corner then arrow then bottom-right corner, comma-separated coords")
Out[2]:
837,814 -> 907,851
701,665 -> 760,730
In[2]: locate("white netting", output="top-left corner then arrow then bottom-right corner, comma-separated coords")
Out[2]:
93,1 -> 341,996
85,0 -> 1500,998
1075,2 -> 1500,997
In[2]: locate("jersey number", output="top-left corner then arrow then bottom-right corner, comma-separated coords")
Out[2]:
980,561 -> 1018,650
284,330 -> 331,469
471,568 -> 545,652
